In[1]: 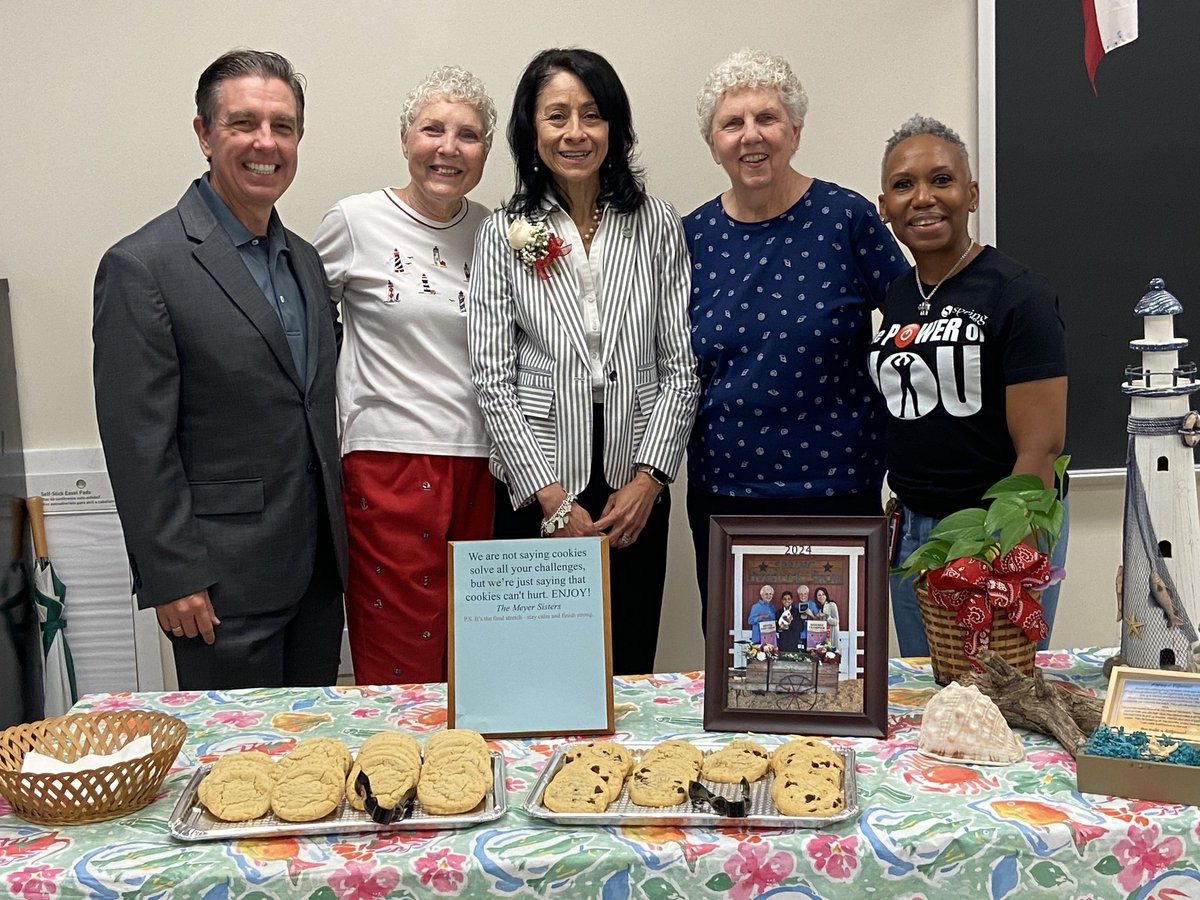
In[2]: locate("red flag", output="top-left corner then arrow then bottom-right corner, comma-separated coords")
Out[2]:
1083,0 -> 1139,94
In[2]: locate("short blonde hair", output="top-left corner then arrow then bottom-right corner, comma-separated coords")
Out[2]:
696,48 -> 808,141
399,65 -> 497,151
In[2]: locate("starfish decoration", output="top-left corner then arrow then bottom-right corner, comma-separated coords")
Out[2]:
1125,613 -> 1145,639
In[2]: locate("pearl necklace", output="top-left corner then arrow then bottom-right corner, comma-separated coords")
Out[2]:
915,241 -> 976,316
581,204 -> 604,244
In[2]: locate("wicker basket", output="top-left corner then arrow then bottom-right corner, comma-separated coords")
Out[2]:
917,581 -> 1037,685
0,711 -> 187,825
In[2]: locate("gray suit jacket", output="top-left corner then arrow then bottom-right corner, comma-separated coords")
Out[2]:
468,195 -> 699,506
93,180 -> 348,616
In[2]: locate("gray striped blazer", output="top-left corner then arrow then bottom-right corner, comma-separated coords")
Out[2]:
468,195 -> 699,507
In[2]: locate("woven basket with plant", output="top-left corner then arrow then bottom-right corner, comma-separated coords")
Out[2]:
894,455 -> 1069,685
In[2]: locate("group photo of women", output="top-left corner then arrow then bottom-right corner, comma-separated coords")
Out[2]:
307,45 -> 1066,681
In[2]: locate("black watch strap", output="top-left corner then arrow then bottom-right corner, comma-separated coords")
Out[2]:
636,464 -> 671,486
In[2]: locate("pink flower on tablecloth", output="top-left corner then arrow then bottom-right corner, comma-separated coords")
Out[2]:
351,708 -> 381,719
1112,823 -> 1183,892
391,687 -> 438,706
651,696 -> 681,705
807,833 -> 858,880
206,709 -> 263,727
504,775 -> 527,793
327,859 -> 400,899
722,841 -> 794,900
7,864 -> 63,900
1025,749 -> 1070,771
412,847 -> 467,893
158,692 -> 202,707
1034,651 -> 1072,669
84,695 -> 139,711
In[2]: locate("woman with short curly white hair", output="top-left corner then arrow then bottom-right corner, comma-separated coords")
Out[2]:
685,49 -> 909,633
313,66 -> 497,685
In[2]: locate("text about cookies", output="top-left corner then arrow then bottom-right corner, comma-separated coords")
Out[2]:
461,547 -> 596,621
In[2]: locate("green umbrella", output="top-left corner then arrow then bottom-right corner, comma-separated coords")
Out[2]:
28,496 -> 77,716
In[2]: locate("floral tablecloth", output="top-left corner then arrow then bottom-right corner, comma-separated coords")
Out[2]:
2,648 -> 1198,899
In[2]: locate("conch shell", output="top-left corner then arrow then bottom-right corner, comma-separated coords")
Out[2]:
917,682 -> 1024,766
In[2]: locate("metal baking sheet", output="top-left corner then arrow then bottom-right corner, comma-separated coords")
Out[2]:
522,741 -> 858,828
169,750 -> 505,841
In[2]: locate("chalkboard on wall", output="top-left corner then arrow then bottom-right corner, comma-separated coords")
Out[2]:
995,2 -> 1200,471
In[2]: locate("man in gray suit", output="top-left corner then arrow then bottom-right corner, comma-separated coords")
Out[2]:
93,50 -> 347,690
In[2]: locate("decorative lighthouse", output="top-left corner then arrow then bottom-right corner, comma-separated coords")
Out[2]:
1114,278 -> 1200,672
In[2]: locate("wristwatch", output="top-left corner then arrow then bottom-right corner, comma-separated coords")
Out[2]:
636,464 -> 671,487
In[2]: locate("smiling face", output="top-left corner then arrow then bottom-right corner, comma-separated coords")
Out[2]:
402,98 -> 487,220
193,75 -> 300,233
878,134 -> 979,264
534,69 -> 609,192
781,591 -> 794,608
759,585 -> 775,603
708,86 -> 800,194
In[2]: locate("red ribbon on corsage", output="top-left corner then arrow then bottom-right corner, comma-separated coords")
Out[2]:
926,543 -> 1051,670
533,235 -> 572,280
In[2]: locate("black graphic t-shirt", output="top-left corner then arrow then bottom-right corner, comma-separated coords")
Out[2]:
868,246 -> 1066,518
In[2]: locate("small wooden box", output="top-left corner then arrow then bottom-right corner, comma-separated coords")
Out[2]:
1075,666 -> 1200,806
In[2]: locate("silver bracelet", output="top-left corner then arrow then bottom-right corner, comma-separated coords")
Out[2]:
540,494 -> 576,536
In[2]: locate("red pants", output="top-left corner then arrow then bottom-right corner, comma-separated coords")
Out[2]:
342,451 -> 494,685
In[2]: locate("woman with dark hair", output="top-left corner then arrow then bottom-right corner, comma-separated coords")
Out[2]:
814,586 -> 839,651
873,114 -> 1067,656
776,590 -> 800,651
468,49 -> 698,676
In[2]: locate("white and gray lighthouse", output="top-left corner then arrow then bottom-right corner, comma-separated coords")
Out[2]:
1116,278 -> 1200,671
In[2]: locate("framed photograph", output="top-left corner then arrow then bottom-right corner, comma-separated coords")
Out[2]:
703,516 -> 889,738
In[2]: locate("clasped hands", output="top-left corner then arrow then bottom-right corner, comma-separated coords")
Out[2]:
156,588 -> 220,644
537,472 -> 662,548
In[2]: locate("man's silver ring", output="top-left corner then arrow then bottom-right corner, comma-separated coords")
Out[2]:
171,626 -> 184,636
620,533 -> 631,544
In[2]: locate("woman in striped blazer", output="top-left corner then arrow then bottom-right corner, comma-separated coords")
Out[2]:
468,48 -> 698,675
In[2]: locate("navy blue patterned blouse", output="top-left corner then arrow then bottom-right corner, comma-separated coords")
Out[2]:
685,179 -> 909,499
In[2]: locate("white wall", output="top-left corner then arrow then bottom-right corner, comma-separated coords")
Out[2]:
2,1 -> 1130,677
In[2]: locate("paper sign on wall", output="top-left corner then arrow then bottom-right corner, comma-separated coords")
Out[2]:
447,536 -> 613,738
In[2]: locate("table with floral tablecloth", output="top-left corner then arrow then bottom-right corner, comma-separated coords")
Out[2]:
2,647 -> 1198,899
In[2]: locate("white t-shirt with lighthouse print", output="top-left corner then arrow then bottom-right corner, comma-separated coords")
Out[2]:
314,190 -> 489,458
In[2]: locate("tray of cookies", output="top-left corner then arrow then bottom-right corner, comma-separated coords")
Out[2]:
169,730 -> 505,841
522,737 -> 857,828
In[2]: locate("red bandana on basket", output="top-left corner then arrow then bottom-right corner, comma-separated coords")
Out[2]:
926,542 -> 1051,670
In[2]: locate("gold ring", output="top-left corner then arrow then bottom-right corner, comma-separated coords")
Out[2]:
620,533 -> 631,544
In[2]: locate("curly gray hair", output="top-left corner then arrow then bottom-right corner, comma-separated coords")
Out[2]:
399,65 -> 497,151
696,48 -> 809,141
882,114 -> 972,182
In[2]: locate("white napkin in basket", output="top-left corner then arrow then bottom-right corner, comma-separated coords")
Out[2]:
21,735 -> 154,774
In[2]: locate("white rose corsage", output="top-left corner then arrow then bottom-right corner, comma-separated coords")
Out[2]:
506,216 -> 572,280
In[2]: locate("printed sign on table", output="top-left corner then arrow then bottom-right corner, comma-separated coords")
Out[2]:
447,536 -> 613,738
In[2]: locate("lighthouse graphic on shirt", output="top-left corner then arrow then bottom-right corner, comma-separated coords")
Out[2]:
868,311 -> 986,419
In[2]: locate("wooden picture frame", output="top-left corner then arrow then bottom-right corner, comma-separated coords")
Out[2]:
703,516 -> 889,738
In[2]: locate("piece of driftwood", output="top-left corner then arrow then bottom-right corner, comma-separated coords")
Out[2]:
957,650 -> 1103,757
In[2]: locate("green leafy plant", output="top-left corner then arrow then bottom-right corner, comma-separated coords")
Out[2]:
894,455 -> 1070,584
